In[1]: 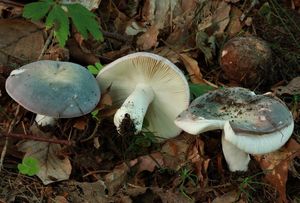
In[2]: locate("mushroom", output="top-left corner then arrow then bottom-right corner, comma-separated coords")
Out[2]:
96,52 -> 190,140
5,60 -> 101,126
220,36 -> 272,87
175,87 -> 294,171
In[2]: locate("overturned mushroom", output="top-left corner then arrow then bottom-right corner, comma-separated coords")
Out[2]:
97,52 -> 190,140
175,87 -> 294,171
5,60 -> 101,126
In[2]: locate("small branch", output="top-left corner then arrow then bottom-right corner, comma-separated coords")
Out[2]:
0,132 -> 74,146
38,29 -> 54,60
102,30 -> 132,43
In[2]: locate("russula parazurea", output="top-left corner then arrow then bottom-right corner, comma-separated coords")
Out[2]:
6,60 -> 100,126
97,52 -> 190,140
175,87 -> 294,171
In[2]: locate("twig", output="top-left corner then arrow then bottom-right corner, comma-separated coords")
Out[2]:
102,30 -> 132,43
0,132 -> 74,146
38,29 -> 54,60
0,105 -> 20,172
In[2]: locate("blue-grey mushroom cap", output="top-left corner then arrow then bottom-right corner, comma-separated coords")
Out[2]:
5,60 -> 101,118
175,87 -> 293,135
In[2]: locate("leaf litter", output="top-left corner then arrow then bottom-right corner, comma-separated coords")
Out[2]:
0,0 -> 300,202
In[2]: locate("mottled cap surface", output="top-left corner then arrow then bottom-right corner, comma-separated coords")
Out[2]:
180,87 -> 293,134
6,60 -> 100,118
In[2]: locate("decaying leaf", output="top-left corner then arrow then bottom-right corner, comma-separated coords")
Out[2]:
104,160 -> 137,195
135,152 -> 164,174
187,137 -> 210,187
226,6 -> 243,37
179,53 -> 205,84
0,19 -> 44,67
151,187 -> 191,203
273,77 -> 300,95
254,139 -> 300,203
136,25 -> 159,50
61,180 -> 108,203
17,125 -> 72,185
212,190 -> 245,203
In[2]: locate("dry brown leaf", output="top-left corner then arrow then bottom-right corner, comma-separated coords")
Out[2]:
136,25 -> 159,50
105,160 -> 137,195
212,190 -> 245,203
187,138 -> 210,187
161,137 -> 190,170
226,6 -> 243,37
254,139 -> 300,203
63,180 -> 108,203
73,118 -> 88,130
273,77 -> 300,95
179,53 -> 206,84
17,125 -> 72,185
197,1 -> 231,36
151,187 -> 191,203
136,152 -> 164,174
0,19 -> 44,67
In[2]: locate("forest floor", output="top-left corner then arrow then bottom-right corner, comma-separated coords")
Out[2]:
0,0 -> 300,202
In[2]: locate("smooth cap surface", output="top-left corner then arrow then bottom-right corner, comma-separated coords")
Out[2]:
97,52 -> 190,139
6,60 -> 100,118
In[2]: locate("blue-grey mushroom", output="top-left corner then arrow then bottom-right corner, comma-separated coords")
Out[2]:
175,87 -> 294,171
6,60 -> 101,126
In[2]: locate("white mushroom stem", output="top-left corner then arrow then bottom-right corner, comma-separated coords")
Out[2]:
114,83 -> 155,134
221,134 -> 250,172
35,114 -> 57,127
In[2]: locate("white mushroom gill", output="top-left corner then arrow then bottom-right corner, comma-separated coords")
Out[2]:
114,83 -> 155,134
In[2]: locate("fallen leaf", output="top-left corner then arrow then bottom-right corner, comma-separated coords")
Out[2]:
105,160 -> 137,195
254,139 -> 300,203
161,135 -> 191,170
273,77 -> 300,95
136,25 -> 159,50
17,125 -> 72,185
151,187 -> 191,203
179,53 -> 205,84
73,117 -> 88,130
187,138 -> 210,187
226,6 -> 243,37
136,152 -> 164,174
0,19 -> 44,67
62,180 -> 108,203
212,190 -> 245,203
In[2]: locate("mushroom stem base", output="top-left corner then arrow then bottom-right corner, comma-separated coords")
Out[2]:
222,134 -> 250,172
35,114 -> 57,126
114,83 -> 155,134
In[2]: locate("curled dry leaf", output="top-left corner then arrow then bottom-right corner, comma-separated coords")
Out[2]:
254,139 -> 300,203
135,152 -> 164,174
17,125 -> 72,185
179,53 -> 205,84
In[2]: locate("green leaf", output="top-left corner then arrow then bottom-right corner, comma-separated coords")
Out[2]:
189,83 -> 214,97
22,0 -> 53,21
95,62 -> 103,70
45,4 -> 70,47
18,157 -> 40,176
66,4 -> 103,41
87,65 -> 99,75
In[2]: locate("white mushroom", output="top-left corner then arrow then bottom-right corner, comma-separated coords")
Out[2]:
97,52 -> 190,140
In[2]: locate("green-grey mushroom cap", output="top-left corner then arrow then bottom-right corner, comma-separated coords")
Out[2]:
5,60 -> 101,118
175,87 -> 293,135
